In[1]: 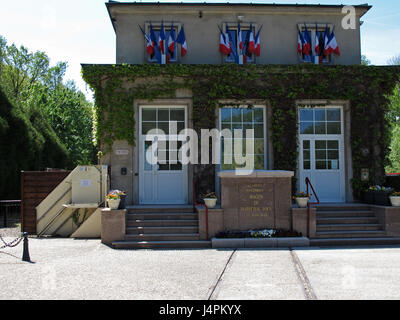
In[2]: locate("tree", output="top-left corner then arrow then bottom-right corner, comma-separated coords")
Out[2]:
388,54 -> 400,66
361,55 -> 371,66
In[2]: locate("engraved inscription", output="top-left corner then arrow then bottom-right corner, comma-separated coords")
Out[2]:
239,183 -> 273,217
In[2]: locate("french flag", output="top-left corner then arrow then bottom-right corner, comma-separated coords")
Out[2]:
168,24 -> 176,58
326,31 -> 341,56
315,26 -> 321,55
176,26 -> 188,57
139,25 -> 155,58
159,22 -> 166,54
323,26 -> 331,56
219,29 -> 231,55
298,29 -> 304,54
254,27 -> 262,57
238,23 -> 244,53
302,25 -> 312,56
248,24 -> 255,54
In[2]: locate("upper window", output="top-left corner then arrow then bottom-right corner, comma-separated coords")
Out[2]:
145,23 -> 180,63
223,23 -> 257,63
298,24 -> 333,64
299,107 -> 342,135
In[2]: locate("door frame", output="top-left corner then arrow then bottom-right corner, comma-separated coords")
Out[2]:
298,105 -> 346,203
138,104 -> 189,205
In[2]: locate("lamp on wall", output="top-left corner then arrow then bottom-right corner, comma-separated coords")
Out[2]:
199,11 -> 203,19
237,15 -> 244,22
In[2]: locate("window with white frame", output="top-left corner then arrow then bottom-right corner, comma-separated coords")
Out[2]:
145,23 -> 181,63
223,23 -> 257,63
220,106 -> 266,170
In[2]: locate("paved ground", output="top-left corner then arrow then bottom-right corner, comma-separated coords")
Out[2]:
1,236 -> 400,300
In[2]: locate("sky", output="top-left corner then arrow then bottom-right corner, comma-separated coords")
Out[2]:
0,0 -> 399,101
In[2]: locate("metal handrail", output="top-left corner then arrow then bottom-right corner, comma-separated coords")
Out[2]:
305,177 -> 320,238
193,181 -> 209,240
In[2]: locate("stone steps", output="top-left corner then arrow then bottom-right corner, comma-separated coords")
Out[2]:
317,223 -> 383,232
311,237 -> 400,247
125,233 -> 201,241
112,206 -> 204,249
112,240 -> 211,249
311,205 -> 397,243
127,219 -> 198,227
317,217 -> 379,225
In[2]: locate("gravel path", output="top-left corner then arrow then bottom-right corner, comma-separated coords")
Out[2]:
0,227 -> 21,238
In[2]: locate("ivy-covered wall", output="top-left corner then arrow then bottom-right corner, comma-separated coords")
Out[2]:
82,64 -> 400,199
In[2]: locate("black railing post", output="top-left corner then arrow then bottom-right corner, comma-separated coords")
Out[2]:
22,232 -> 31,262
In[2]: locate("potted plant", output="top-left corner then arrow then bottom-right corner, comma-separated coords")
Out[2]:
293,191 -> 311,208
203,192 -> 218,208
366,185 -> 393,206
106,190 -> 121,210
390,191 -> 400,207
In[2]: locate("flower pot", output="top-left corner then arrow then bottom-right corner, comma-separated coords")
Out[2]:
107,199 -> 121,210
295,197 -> 309,208
390,196 -> 400,207
204,198 -> 217,208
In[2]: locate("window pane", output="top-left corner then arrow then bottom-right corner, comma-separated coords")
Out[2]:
316,161 -> 327,170
254,139 -> 264,154
300,109 -> 313,121
142,122 -> 157,135
158,122 -> 169,134
158,164 -> 170,171
142,109 -> 157,121
144,141 -> 153,171
315,121 -> 327,134
300,122 -> 314,134
254,155 -> 265,170
328,160 -> 339,170
158,109 -> 169,121
315,140 -> 327,149
328,150 -> 339,160
254,109 -> 264,123
221,123 -> 231,131
328,140 -> 339,149
254,124 -> 264,138
171,109 -> 185,121
243,124 -> 254,137
316,150 -> 327,160
327,122 -> 341,134
177,122 -> 185,133
315,109 -> 326,121
232,109 -> 242,122
243,109 -> 253,122
303,140 -> 310,149
221,109 -> 232,123
303,150 -> 310,160
327,109 -> 341,121
303,160 -> 311,170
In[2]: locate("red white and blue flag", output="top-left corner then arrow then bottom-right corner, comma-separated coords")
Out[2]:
176,26 -> 188,57
219,28 -> 231,55
238,23 -> 244,53
139,25 -> 155,58
168,24 -> 176,58
298,29 -> 304,54
159,22 -> 166,54
302,25 -> 312,56
254,26 -> 262,57
247,24 -> 255,54
325,30 -> 341,56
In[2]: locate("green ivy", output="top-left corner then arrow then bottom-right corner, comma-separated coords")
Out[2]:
82,64 -> 400,199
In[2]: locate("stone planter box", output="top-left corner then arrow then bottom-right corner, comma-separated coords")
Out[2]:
363,191 -> 391,206
211,237 -> 310,248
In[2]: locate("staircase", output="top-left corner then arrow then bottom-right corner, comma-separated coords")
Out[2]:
311,204 -> 400,246
112,206 -> 211,249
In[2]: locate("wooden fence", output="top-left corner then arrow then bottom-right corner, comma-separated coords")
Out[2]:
21,171 -> 71,234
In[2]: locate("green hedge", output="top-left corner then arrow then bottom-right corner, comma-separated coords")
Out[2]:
0,88 -> 68,199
